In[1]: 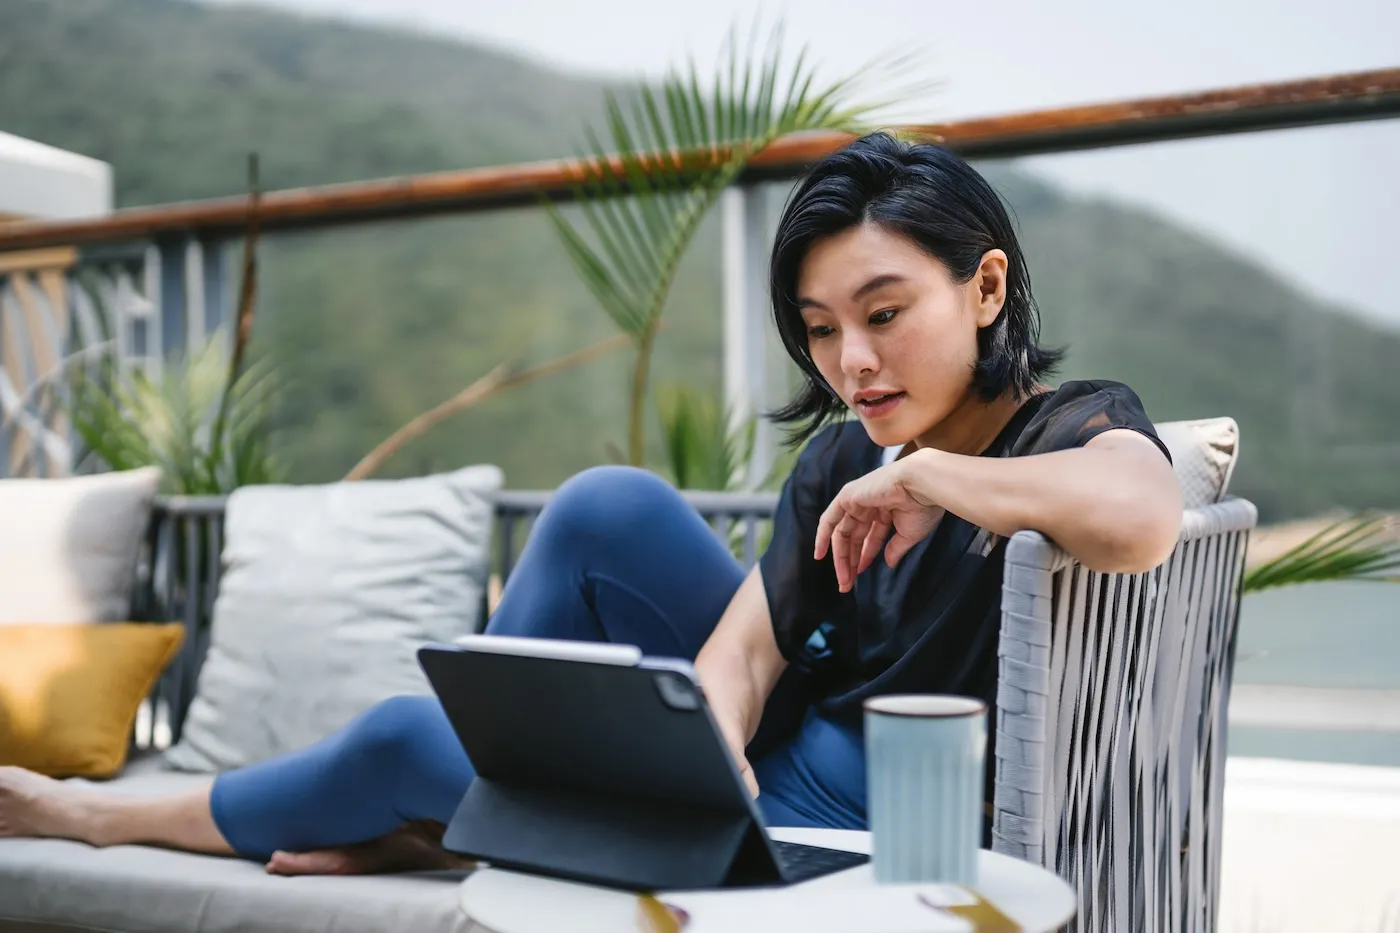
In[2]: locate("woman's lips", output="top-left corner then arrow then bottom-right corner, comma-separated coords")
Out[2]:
855,391 -> 906,419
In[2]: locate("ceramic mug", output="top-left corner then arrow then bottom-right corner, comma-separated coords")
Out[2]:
864,694 -> 988,885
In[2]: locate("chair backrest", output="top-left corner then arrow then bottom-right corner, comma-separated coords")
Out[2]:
992,497 -> 1257,933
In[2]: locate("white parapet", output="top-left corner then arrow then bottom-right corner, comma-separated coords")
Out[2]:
0,131 -> 112,222
1220,756 -> 1400,932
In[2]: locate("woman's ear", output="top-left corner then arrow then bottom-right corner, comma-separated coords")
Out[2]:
973,249 -> 1008,327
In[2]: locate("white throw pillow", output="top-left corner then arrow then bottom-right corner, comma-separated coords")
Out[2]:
163,464 -> 503,773
1154,417 -> 1240,509
0,467 -> 161,624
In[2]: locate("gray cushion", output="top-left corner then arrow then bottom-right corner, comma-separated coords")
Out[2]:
0,760 -> 482,933
163,465 -> 502,773
1154,417 -> 1240,510
0,756 -> 481,930
0,466 -> 161,625
0,842 -> 477,933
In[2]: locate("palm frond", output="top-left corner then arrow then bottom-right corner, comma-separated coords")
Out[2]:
657,384 -> 753,491
69,363 -> 152,472
546,21 -> 928,465
1243,513 -> 1400,593
67,331 -> 284,495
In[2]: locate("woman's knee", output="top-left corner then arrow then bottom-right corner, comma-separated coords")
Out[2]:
338,695 -> 443,765
538,466 -> 687,546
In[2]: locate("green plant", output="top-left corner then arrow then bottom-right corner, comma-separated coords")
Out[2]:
657,384 -> 753,491
549,26 -> 916,467
64,151 -> 277,496
656,381 -> 805,492
657,383 -> 808,562
1244,513 -> 1400,593
69,333 -> 283,495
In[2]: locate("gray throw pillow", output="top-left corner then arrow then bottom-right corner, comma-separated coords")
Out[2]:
163,464 -> 502,773
1153,417 -> 1240,509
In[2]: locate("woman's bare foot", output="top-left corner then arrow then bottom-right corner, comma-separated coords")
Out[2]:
0,766 -> 101,842
264,820 -> 476,876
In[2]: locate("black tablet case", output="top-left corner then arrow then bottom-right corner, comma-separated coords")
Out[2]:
418,645 -> 788,892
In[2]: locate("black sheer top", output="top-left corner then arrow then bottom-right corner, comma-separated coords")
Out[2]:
759,380 -> 1171,726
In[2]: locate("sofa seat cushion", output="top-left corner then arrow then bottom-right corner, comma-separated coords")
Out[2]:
0,758 -> 484,933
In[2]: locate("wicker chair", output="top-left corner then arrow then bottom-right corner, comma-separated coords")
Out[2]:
993,498 -> 1257,932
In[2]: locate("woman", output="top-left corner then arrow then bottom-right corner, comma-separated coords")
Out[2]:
0,132 -> 1182,875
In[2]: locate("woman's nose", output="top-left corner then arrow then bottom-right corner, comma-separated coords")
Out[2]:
840,333 -> 879,377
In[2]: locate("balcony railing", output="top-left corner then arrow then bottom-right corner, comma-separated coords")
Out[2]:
0,67 -> 1397,480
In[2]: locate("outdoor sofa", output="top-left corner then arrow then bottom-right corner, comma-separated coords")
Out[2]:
0,417 -> 1251,933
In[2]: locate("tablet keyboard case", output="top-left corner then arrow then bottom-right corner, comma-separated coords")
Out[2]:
420,645 -> 793,892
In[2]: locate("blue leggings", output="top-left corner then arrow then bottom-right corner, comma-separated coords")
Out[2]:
210,467 -> 867,860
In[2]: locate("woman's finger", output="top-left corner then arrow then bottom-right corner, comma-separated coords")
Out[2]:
814,498 -> 845,561
884,529 -> 918,570
858,513 -> 891,575
840,518 -> 859,590
838,512 -> 869,591
830,513 -> 852,590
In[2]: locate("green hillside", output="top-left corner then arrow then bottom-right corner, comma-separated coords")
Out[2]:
0,0 -> 615,200
2,0 -> 1397,520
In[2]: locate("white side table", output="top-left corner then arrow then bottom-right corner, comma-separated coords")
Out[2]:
459,827 -> 1077,933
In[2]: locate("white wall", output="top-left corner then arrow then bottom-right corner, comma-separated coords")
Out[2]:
0,132 -> 112,222
1220,757 -> 1400,932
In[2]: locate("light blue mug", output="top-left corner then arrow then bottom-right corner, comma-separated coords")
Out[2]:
864,694 -> 988,886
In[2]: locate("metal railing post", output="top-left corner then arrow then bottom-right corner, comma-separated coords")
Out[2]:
722,184 -> 775,488
200,237 -> 229,345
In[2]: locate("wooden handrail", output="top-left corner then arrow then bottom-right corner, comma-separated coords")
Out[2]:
0,67 -> 1396,252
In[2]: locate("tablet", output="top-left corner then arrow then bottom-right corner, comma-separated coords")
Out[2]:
418,635 -> 867,891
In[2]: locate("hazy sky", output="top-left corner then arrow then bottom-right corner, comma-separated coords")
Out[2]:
214,0 -> 1399,325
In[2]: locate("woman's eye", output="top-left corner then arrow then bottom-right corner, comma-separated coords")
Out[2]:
869,308 -> 899,326
807,324 -> 835,339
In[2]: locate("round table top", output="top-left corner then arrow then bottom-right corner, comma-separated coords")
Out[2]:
458,827 -> 1077,933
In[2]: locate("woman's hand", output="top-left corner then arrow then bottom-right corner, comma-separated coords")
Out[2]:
815,454 -> 945,592
715,715 -> 760,798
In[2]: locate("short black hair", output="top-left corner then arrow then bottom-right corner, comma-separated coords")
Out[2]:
768,131 -> 1063,445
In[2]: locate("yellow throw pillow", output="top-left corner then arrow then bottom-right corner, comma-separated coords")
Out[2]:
0,623 -> 184,778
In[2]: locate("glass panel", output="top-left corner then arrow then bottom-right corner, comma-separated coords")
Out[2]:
982,120 -> 1400,523
983,119 -> 1400,766
250,206 -> 724,489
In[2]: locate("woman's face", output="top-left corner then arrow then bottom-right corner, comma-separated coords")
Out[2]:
796,222 -> 1008,447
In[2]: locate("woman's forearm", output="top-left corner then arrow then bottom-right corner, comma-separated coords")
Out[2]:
694,567 -> 788,747
901,430 -> 1183,573
698,641 -> 768,746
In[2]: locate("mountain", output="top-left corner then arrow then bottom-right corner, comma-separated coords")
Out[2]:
3,0 -> 1398,521
0,0 -> 616,202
